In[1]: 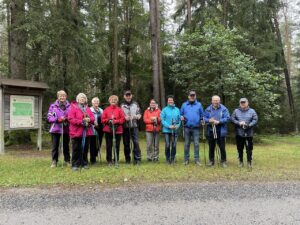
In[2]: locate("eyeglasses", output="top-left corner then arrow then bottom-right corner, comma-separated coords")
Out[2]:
189,94 -> 195,97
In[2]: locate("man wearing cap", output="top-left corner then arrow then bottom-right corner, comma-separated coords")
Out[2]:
180,91 -> 204,165
203,95 -> 230,167
231,98 -> 258,168
121,90 -> 142,165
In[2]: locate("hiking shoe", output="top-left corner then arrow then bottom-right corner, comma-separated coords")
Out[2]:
238,162 -> 244,168
134,160 -> 141,166
72,167 -> 79,171
50,161 -> 57,168
184,160 -> 189,166
207,161 -> 214,167
221,162 -> 227,168
195,161 -> 202,166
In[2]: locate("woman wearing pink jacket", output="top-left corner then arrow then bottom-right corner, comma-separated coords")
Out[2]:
68,93 -> 95,171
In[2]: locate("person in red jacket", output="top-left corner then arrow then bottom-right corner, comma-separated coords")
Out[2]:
68,93 -> 95,171
143,99 -> 161,162
101,95 -> 125,166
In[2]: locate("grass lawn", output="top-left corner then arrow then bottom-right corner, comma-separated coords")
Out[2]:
0,135 -> 299,188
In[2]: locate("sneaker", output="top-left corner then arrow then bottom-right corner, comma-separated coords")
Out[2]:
166,160 -> 171,165
108,162 -> 113,167
170,159 -> 175,165
65,161 -> 71,167
238,162 -> 244,168
195,161 -> 202,166
184,160 -> 189,166
50,161 -> 57,168
207,161 -> 214,167
221,162 -> 227,168
153,158 -> 159,162
83,165 -> 89,169
247,161 -> 252,169
72,167 -> 78,171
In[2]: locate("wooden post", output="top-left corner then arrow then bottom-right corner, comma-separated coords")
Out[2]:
37,96 -> 43,151
0,87 -> 4,154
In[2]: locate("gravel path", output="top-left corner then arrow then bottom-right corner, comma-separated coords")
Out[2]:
1,182 -> 300,225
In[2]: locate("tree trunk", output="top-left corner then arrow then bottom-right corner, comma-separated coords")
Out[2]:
112,0 -> 119,92
7,2 -> 11,76
10,0 -> 26,79
273,13 -> 298,132
124,0 -> 131,90
150,0 -> 160,105
187,0 -> 191,27
156,0 -> 165,107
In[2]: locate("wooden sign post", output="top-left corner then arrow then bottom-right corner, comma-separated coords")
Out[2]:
0,78 -> 48,154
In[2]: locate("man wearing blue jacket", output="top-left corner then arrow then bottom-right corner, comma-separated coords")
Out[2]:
180,91 -> 204,165
204,95 -> 230,167
231,98 -> 258,168
161,95 -> 181,164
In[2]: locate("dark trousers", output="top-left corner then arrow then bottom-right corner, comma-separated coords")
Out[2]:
236,135 -> 253,162
71,137 -> 90,167
208,136 -> 226,163
51,133 -> 70,162
164,133 -> 178,162
105,132 -> 121,163
89,129 -> 104,163
123,128 -> 141,163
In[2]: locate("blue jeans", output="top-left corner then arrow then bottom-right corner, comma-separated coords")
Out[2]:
184,127 -> 200,162
164,133 -> 178,162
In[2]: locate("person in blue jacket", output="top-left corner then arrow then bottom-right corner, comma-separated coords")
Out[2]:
161,95 -> 181,164
204,95 -> 230,167
180,90 -> 204,165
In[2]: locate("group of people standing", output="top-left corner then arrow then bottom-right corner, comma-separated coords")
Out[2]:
48,90 -> 258,171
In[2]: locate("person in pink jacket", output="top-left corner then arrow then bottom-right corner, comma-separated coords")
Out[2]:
101,95 -> 125,166
68,93 -> 95,171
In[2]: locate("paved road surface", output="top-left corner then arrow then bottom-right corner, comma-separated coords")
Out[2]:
1,182 -> 300,225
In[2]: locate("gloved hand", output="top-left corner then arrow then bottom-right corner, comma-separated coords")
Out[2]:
57,117 -> 65,123
242,124 -> 248,129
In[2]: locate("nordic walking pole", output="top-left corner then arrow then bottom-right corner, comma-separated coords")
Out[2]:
171,118 -> 176,164
112,115 -> 118,167
152,119 -> 157,161
243,124 -> 252,172
61,122 -> 64,168
201,121 -> 207,166
212,124 -> 220,167
181,120 -> 185,139
81,126 -> 87,172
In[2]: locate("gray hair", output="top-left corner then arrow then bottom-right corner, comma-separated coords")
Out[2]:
212,95 -> 221,101
76,93 -> 87,103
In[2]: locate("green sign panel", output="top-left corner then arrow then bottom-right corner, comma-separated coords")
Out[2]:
12,102 -> 33,116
